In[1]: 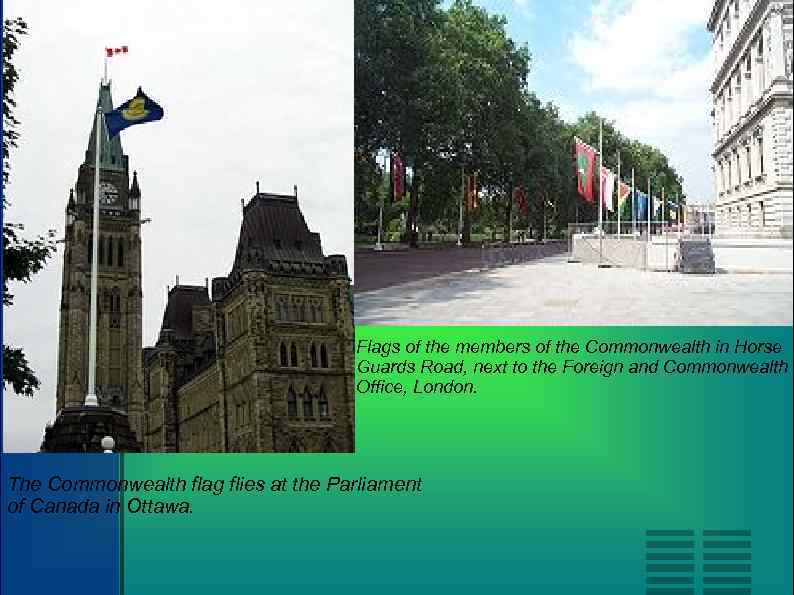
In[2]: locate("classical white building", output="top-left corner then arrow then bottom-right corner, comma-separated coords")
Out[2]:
709,0 -> 793,235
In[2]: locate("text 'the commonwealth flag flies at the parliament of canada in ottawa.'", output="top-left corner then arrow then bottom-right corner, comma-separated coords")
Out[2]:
104,87 -> 164,138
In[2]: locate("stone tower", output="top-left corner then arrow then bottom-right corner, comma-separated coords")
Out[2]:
55,83 -> 145,441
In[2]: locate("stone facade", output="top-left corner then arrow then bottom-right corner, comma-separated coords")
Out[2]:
709,0 -> 793,234
56,83 -> 145,441
141,192 -> 355,453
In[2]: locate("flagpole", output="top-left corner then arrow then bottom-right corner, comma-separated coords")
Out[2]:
598,119 -> 603,266
616,152 -> 621,238
631,168 -> 635,235
663,186 -> 668,272
86,104 -> 102,407
458,168 -> 464,247
376,154 -> 384,251
647,174 -> 653,244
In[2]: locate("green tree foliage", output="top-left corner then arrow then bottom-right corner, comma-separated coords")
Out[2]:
354,1 -> 686,244
3,18 -> 56,396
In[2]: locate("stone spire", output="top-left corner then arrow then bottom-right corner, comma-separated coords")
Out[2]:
85,82 -> 127,171
130,170 -> 140,197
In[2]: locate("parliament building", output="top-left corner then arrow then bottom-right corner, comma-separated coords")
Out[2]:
54,83 -> 355,452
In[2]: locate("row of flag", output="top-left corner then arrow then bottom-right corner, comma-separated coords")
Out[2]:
574,136 -> 681,220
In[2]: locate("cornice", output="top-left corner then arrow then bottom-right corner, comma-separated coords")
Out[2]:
710,0 -> 770,93
711,87 -> 791,156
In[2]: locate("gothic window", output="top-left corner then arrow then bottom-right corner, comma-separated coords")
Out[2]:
280,343 -> 288,367
322,438 -> 335,453
746,145 -> 752,179
303,389 -> 313,417
110,287 -> 121,329
287,438 -> 303,453
758,137 -> 764,174
88,234 -> 93,263
99,235 -> 105,265
320,344 -> 329,368
118,240 -> 124,267
287,387 -> 297,417
310,343 -> 318,368
290,343 -> 298,367
318,388 -> 329,417
276,296 -> 289,321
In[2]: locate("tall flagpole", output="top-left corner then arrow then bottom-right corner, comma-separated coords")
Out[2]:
376,153 -> 384,251
616,152 -> 621,238
647,177 -> 652,240
86,102 -> 102,407
662,186 -> 668,272
631,168 -> 635,234
598,119 -> 603,266
458,168 -> 464,247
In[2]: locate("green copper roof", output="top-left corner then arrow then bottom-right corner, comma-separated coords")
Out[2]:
85,83 -> 126,171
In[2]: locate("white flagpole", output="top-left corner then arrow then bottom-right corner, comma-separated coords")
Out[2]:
598,119 -> 603,233
458,168 -> 464,247
375,154 -> 384,251
86,102 -> 102,407
647,177 -> 652,240
616,152 -> 621,238
631,168 -> 635,234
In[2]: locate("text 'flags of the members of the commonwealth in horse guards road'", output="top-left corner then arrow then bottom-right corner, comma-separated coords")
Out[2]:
574,137 -> 596,203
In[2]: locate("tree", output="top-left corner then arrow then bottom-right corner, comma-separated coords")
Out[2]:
3,18 -> 56,396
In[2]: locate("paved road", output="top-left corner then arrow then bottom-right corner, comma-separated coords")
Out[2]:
355,258 -> 793,325
353,241 -> 568,292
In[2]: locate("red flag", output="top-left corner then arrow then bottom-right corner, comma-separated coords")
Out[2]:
466,173 -> 478,211
105,48 -> 114,57
513,186 -> 528,217
574,137 -> 596,203
391,152 -> 404,202
121,45 -> 129,53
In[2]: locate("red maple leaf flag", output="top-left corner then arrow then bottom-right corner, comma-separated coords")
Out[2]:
105,46 -> 129,57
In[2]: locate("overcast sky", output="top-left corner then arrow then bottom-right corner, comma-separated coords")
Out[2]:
2,0 -> 353,451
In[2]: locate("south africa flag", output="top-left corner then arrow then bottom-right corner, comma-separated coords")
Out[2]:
574,137 -> 596,203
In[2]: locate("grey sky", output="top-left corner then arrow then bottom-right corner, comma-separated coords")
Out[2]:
2,0 -> 353,451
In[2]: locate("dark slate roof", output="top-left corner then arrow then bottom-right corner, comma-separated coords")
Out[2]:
85,83 -> 126,172
159,285 -> 210,341
231,192 -> 324,273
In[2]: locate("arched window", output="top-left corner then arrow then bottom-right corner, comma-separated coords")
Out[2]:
310,343 -> 318,367
287,387 -> 297,417
290,343 -> 298,367
99,235 -> 106,265
88,234 -> 93,263
318,388 -> 329,417
322,437 -> 335,452
280,343 -> 288,367
117,239 -> 124,267
287,438 -> 303,453
320,344 -> 329,368
303,389 -> 313,417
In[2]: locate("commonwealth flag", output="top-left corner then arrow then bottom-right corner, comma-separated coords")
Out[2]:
105,87 -> 164,138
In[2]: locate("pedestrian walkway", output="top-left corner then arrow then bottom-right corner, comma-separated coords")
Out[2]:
354,257 -> 793,325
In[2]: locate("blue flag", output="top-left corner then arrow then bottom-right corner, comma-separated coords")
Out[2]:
635,191 -> 648,220
104,87 -> 163,138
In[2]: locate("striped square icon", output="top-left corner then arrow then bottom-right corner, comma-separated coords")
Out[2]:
645,529 -> 751,594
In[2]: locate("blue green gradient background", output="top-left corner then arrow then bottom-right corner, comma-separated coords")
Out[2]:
120,327 -> 792,594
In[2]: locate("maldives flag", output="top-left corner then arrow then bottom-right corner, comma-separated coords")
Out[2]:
574,138 -> 596,202
600,166 -> 616,212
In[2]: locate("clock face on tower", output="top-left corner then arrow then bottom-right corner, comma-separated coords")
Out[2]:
99,182 -> 119,207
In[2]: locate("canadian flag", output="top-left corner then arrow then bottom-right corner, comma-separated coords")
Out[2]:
105,46 -> 129,57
